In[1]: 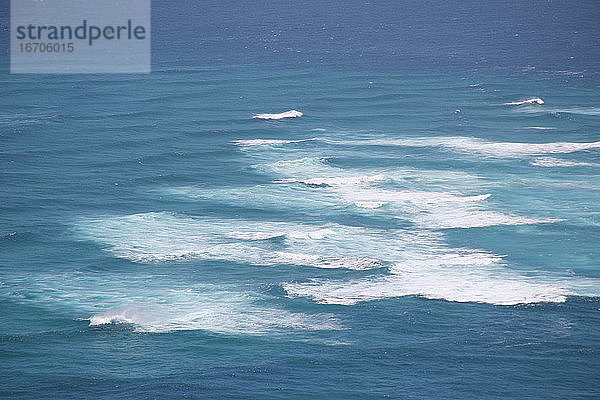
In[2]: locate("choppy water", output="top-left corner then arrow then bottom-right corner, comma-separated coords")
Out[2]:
1,1 -> 600,399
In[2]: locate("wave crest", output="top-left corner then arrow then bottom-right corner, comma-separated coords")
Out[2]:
252,110 -> 303,120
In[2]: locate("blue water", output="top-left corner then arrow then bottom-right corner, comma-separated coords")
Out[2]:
1,1 -> 600,399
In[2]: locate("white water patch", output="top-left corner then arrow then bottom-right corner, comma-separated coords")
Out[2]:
77,211 -> 536,271
355,201 -> 386,209
280,227 -> 599,306
515,106 -> 600,116
185,184 -> 546,229
75,212 -> 395,270
274,252 -> 384,270
163,185 -> 343,213
226,228 -> 335,241
235,136 -> 600,158
284,268 -> 570,306
338,186 -> 490,206
503,97 -> 544,106
334,137 -> 600,158
232,138 -> 318,147
250,157 -> 552,229
410,210 -> 560,229
163,165 -> 488,213
336,187 -> 557,229
253,157 -> 333,176
283,248 -> 588,306
256,158 -> 388,187
87,288 -> 338,334
275,174 -> 386,187
525,126 -> 555,130
530,157 -> 600,168
166,157 -> 556,230
252,110 -> 303,120
5,274 -> 339,334
254,157 -> 486,190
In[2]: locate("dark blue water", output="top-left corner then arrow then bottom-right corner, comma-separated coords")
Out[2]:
1,1 -> 599,399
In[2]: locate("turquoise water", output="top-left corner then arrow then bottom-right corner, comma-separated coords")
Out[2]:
1,1 -> 600,399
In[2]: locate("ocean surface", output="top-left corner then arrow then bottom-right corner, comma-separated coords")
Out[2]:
1,1 -> 600,399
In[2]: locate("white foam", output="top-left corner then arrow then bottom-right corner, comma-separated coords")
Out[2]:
252,110 -> 303,120
341,187 -> 491,205
275,252 -> 384,270
166,160 -> 554,230
407,207 -> 561,229
76,213 -> 496,269
254,158 -> 486,193
75,213 -> 386,270
163,185 -> 342,212
89,304 -> 152,327
284,272 -> 569,306
552,107 -> 600,116
274,174 -> 386,187
531,157 -> 600,167
253,157 -> 530,229
80,210 -> 544,273
87,288 -> 339,334
331,186 -> 552,229
253,157 -> 332,175
232,135 -> 600,158
73,211 -> 598,308
517,107 -> 600,116
232,138 -> 317,147
4,272 -> 341,334
335,137 -> 600,158
284,249 -> 576,306
225,231 -> 287,240
504,97 -> 544,106
354,201 -> 386,209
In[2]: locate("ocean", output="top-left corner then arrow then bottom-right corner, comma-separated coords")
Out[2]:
1,1 -> 599,399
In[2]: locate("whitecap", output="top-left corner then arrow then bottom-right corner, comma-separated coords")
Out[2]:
87,288 -> 340,334
283,272 -> 570,306
504,97 -> 544,106
283,249 -> 584,306
409,210 -> 561,229
354,201 -> 386,209
252,110 -> 303,120
274,174 -> 386,187
530,157 -> 600,167
334,137 -> 600,158
232,137 -> 317,147
75,213 -> 386,269
252,157 -> 332,175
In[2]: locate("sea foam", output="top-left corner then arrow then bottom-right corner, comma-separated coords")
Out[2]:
503,97 -> 544,106
283,270 -> 570,306
247,156 -> 556,229
530,157 -> 600,167
252,110 -> 303,120
283,249 -> 578,306
334,137 -> 600,158
76,212 -> 391,269
6,272 -> 340,334
234,136 -> 600,158
232,138 -> 317,147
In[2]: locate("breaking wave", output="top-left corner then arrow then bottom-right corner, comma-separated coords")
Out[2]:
232,138 -> 317,147
530,157 -> 600,167
233,136 -> 600,158
335,137 -> 600,158
503,97 -> 544,106
76,212 -> 394,269
252,110 -> 303,120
